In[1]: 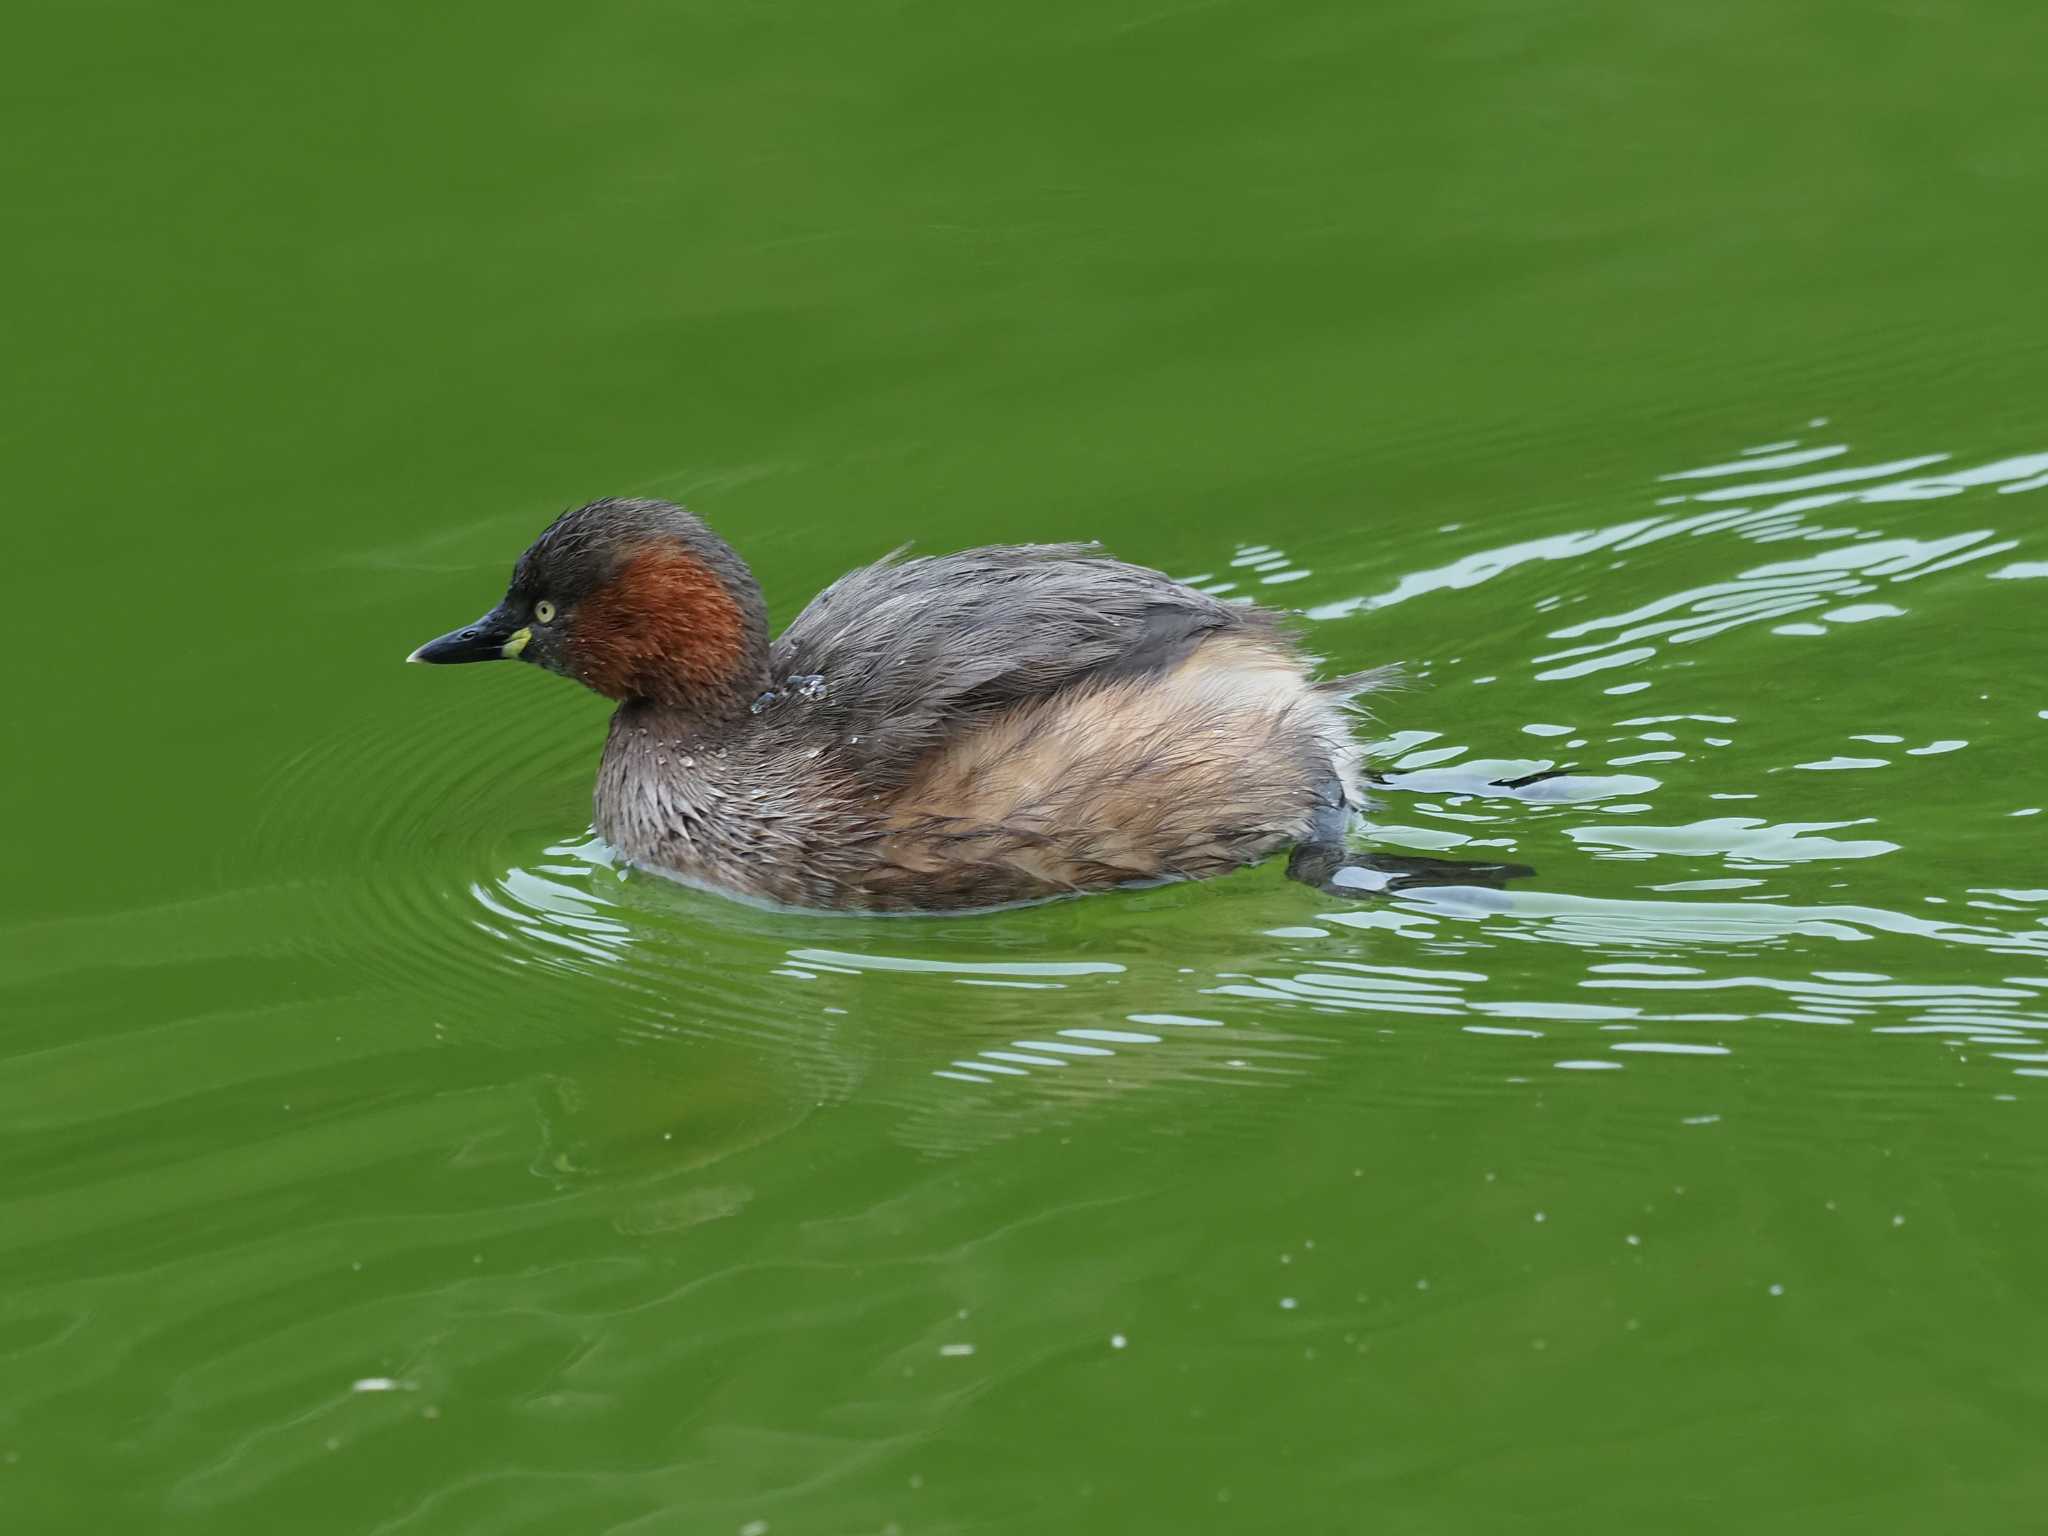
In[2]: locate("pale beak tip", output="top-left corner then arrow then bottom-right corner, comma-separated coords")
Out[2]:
405,646 -> 427,664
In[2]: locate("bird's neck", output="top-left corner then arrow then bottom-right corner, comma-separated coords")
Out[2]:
593,699 -> 769,865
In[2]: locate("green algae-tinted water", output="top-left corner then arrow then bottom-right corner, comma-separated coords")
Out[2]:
8,3 -> 2048,1530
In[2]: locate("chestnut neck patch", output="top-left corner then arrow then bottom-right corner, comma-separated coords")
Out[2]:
570,546 -> 761,708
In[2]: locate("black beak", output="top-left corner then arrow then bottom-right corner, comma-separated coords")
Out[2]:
407,605 -> 527,665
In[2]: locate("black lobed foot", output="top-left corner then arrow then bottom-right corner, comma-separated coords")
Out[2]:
1285,843 -> 1534,897
1489,765 -> 1576,791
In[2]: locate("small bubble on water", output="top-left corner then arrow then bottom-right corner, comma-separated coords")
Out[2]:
1891,1213 -> 1905,1227
1626,1234 -> 1641,1246
1533,1211 -> 1546,1223
1279,1296 -> 1298,1310
1768,1283 -> 1785,1297
740,1522 -> 770,1536
1110,1333 -> 1128,1350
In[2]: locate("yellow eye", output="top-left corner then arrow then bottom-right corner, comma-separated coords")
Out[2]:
535,599 -> 557,624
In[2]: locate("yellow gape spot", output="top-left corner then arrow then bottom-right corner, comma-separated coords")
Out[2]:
500,627 -> 532,659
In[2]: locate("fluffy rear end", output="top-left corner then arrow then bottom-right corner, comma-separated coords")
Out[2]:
865,632 -> 1386,904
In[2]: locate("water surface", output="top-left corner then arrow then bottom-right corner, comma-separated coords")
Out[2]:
7,3 -> 2048,1532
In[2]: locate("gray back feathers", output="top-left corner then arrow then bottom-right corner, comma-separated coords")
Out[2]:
769,543 -> 1276,790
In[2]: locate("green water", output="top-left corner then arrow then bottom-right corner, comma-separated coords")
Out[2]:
9,2 -> 2048,1530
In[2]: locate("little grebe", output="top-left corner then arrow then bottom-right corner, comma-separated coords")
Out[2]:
409,498 -> 1398,912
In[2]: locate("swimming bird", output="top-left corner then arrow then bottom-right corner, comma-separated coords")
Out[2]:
409,497 -> 1403,912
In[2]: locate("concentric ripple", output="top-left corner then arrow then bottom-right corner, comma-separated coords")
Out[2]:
244,677 -> 604,1012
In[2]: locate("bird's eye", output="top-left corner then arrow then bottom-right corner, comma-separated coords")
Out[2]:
535,599 -> 557,624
